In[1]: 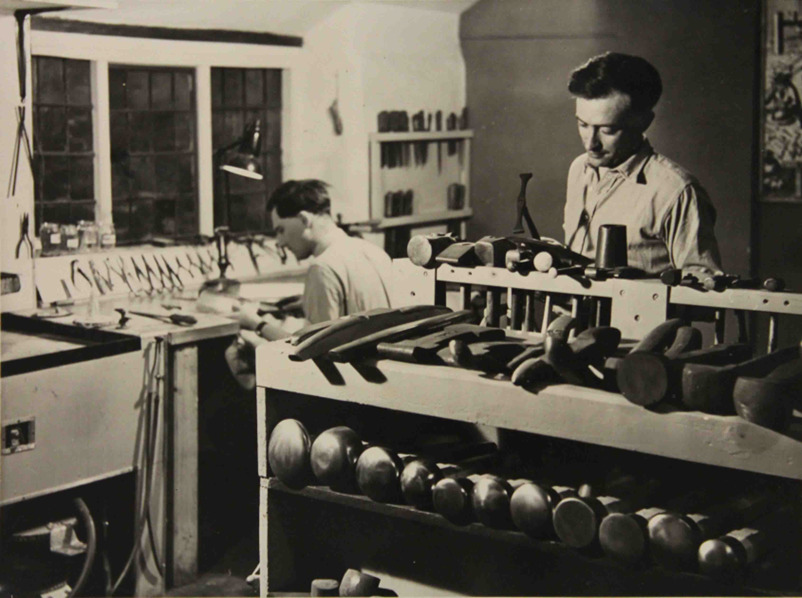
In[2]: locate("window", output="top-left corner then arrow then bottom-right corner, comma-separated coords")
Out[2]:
211,67 -> 282,233
32,56 -> 95,230
109,66 -> 198,243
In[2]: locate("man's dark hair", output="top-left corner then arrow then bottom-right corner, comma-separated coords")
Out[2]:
267,179 -> 332,218
568,52 -> 663,113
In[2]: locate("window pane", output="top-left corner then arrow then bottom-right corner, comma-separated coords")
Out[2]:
152,112 -> 176,151
112,201 -> 130,236
68,107 -> 93,152
129,112 -> 153,152
151,72 -> 173,110
154,199 -> 176,235
129,199 -> 152,238
70,157 -> 94,199
175,72 -> 192,110
265,108 -> 281,148
70,202 -> 95,223
178,155 -> 194,193
265,70 -> 282,108
129,155 -> 155,197
211,68 -> 223,108
223,69 -> 243,107
245,70 -> 264,107
177,195 -> 197,235
37,57 -> 65,104
109,68 -> 127,109
175,113 -> 193,151
36,106 -> 67,151
112,161 -> 130,199
41,203 -> 70,225
43,156 -> 69,200
110,65 -> 197,242
110,111 -> 129,155
155,155 -> 179,194
66,60 -> 91,105
127,71 -> 149,109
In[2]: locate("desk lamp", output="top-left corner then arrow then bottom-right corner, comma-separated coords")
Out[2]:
203,120 -> 264,294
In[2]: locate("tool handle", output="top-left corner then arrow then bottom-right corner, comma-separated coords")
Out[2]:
169,313 -> 198,325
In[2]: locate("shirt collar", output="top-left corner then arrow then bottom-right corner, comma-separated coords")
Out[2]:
584,138 -> 653,181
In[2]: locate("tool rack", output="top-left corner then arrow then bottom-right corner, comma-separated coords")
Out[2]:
256,260 -> 802,597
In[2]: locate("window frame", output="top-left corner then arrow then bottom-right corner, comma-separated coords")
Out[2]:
30,28 -> 303,238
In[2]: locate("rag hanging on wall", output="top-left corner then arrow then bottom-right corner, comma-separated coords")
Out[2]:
329,72 -> 344,136
7,11 -> 35,199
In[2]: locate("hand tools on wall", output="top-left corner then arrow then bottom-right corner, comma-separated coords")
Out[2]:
647,485 -> 780,572
14,213 -> 33,258
681,345 -> 800,414
290,305 -> 451,361
732,358 -> 802,431
435,110 -> 443,172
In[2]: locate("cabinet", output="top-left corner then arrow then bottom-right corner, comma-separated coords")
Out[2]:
256,263 -> 802,596
368,131 -> 473,256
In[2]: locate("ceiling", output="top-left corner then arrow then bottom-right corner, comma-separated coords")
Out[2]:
18,0 -> 480,35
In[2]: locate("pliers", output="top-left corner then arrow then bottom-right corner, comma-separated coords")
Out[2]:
15,212 -> 33,258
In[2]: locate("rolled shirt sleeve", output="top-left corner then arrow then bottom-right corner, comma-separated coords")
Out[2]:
662,183 -> 723,274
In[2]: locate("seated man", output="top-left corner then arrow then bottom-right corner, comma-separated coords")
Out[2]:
226,179 -> 394,388
564,52 -> 723,274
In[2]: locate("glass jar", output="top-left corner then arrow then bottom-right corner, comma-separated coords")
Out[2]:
99,221 -> 116,250
60,224 -> 80,253
40,222 -> 62,256
77,220 -> 99,252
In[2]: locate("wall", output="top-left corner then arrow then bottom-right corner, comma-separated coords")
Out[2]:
461,0 -> 759,279
0,15 -> 36,311
300,2 -> 467,223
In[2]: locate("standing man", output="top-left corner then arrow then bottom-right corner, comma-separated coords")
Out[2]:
226,179 -> 394,388
564,52 -> 722,274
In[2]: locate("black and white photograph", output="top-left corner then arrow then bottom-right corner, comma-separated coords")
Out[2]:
1,1 -> 801,596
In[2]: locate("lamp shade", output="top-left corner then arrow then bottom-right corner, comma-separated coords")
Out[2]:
220,119 -> 264,180
221,152 -> 263,180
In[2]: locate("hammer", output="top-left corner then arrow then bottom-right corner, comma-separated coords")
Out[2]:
732,357 -> 802,431
681,345 -> 799,414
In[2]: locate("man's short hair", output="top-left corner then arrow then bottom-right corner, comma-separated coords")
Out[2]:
267,179 -> 332,218
568,52 -> 663,113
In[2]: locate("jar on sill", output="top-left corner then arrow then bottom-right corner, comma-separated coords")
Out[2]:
40,222 -> 62,256
99,221 -> 116,250
77,220 -> 99,252
60,224 -> 80,253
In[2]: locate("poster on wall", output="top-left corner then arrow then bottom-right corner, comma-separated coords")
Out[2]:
764,0 -> 802,201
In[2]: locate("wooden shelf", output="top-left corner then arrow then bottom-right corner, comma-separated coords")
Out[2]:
256,342 -> 802,481
373,209 -> 473,230
264,478 -> 793,597
369,131 -> 474,143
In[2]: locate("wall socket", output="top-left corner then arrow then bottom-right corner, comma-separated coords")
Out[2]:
2,417 -> 35,455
